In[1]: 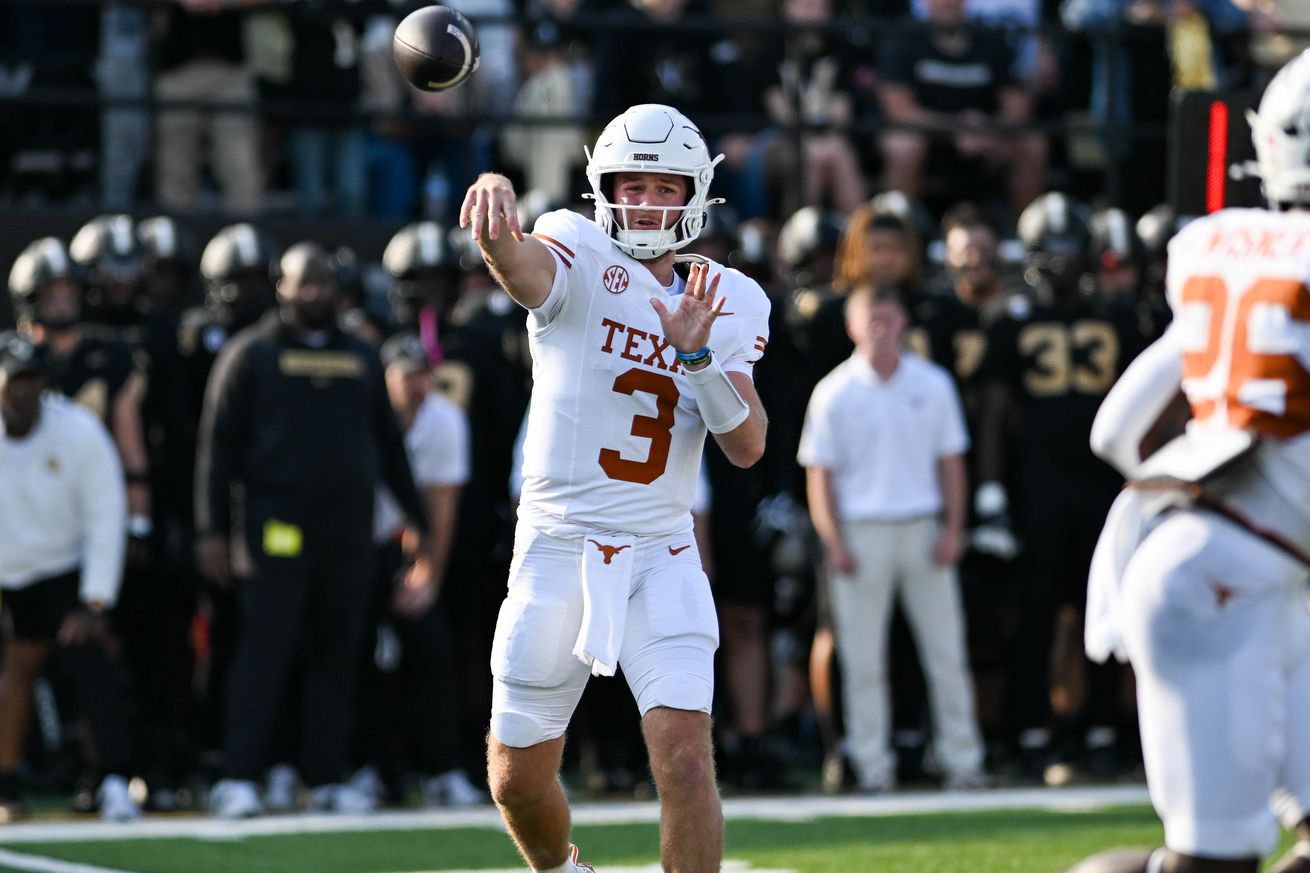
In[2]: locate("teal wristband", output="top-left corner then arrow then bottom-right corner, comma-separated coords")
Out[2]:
676,347 -> 711,364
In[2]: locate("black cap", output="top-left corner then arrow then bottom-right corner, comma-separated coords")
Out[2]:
380,332 -> 430,372
0,331 -> 45,378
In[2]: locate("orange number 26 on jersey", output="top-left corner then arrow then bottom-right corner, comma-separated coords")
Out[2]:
1179,275 -> 1310,437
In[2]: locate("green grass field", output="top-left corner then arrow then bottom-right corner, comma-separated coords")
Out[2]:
0,804 -> 1165,873
0,793 -> 1296,873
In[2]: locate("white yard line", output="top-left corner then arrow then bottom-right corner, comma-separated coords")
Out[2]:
0,847 -> 135,873
0,784 -> 1149,845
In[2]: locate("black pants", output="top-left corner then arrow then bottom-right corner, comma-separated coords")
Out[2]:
1,571 -> 134,777
1009,473 -> 1122,740
353,541 -> 460,779
222,528 -> 372,787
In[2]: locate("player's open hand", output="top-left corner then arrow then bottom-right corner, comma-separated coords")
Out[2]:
650,262 -> 724,363
459,173 -> 524,244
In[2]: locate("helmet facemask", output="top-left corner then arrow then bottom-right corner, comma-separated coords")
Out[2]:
583,104 -> 726,260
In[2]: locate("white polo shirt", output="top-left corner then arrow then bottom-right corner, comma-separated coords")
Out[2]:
374,392 -> 471,542
0,394 -> 126,604
797,352 -> 969,522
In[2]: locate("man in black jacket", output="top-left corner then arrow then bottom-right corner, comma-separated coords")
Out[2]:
196,242 -> 433,818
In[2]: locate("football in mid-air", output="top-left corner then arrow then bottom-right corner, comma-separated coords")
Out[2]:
393,5 -> 480,92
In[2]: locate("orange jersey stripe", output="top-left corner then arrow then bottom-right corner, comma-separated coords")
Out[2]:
530,233 -> 576,259
536,239 -> 573,269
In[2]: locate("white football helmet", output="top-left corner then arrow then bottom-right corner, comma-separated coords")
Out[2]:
1248,48 -> 1310,208
584,104 -> 725,260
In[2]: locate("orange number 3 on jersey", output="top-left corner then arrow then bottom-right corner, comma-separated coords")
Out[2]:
598,368 -> 679,484
1180,275 -> 1310,437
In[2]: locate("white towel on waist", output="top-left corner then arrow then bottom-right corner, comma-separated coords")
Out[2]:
1086,488 -> 1169,664
574,533 -> 637,677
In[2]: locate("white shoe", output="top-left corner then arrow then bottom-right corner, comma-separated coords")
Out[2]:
309,783 -> 377,815
347,765 -> 386,804
97,775 -> 141,822
264,763 -> 300,812
210,779 -> 262,819
421,770 -> 486,808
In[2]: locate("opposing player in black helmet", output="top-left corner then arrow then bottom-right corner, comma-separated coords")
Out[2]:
198,223 -> 280,334
976,191 -> 1148,782
382,222 -> 459,357
9,238 -> 147,481
1087,207 -> 1146,299
1088,206 -> 1170,340
70,214 -> 147,331
138,215 -> 198,310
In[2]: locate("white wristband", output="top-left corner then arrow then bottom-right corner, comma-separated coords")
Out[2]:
974,481 -> 1008,517
685,355 -> 750,434
127,514 -> 153,538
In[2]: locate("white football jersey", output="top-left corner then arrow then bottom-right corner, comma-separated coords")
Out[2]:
1165,207 -> 1310,550
517,209 -> 770,536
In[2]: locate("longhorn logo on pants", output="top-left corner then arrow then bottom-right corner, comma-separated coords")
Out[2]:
588,540 -> 630,565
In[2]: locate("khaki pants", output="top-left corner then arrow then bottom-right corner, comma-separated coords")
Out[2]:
155,60 -> 263,212
830,516 -> 983,787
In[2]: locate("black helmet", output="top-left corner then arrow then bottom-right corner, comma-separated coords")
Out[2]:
1017,192 -> 1092,291
382,222 -> 453,280
70,215 -> 144,320
70,214 -> 142,273
137,215 -> 195,270
9,237 -> 80,305
201,223 -> 280,285
870,190 -> 937,245
1135,203 -> 1182,260
384,222 -> 459,329
777,206 -> 845,272
1088,207 -> 1146,272
200,223 -> 280,328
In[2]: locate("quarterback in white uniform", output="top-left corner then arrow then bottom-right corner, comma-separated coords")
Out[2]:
459,104 -> 769,873
1068,50 -> 1310,873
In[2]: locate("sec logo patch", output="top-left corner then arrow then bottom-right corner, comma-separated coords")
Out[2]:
603,265 -> 630,295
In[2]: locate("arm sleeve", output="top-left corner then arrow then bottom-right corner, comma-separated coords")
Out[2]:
796,385 -> 837,469
76,414 -> 127,606
526,209 -> 586,328
373,356 -> 431,536
718,274 -> 772,377
414,399 -> 471,487
194,339 -> 250,536
1089,327 -> 1184,477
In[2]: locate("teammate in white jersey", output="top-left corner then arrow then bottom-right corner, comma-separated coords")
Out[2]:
1064,50 -> 1310,873
459,104 -> 769,873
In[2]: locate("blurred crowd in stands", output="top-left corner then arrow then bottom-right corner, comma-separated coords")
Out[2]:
0,0 -> 1307,822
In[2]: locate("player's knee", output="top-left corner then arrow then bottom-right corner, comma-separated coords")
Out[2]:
489,711 -> 551,749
